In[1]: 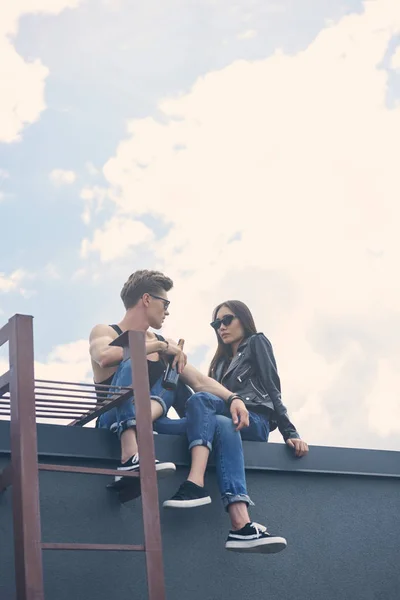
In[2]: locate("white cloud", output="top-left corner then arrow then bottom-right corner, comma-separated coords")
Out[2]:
44,263 -> 61,280
80,185 -> 108,224
49,168 -> 77,186
81,216 -> 154,262
0,0 -> 82,143
0,169 -> 9,179
89,0 -> 400,450
37,339 -> 91,381
237,29 -> 257,40
0,269 -> 27,293
101,0 -> 124,10
366,358 -> 400,436
0,339 -> 93,426
391,44 -> 400,70
71,268 -> 87,281
85,161 -> 100,176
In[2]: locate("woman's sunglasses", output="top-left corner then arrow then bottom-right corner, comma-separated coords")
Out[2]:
210,314 -> 236,331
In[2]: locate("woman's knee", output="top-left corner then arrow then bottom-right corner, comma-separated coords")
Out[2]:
185,391 -> 213,411
215,414 -> 235,433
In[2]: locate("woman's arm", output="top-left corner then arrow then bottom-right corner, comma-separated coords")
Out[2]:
180,363 -> 249,430
251,334 -> 300,441
252,334 -> 308,455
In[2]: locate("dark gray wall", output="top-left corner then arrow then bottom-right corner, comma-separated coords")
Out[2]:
1,421 -> 399,600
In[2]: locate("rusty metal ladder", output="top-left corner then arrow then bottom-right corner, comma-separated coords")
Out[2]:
0,314 -> 167,600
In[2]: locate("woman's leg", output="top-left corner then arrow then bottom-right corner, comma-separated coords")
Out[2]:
163,392 -> 228,508
212,415 -> 254,529
239,411 -> 270,443
214,412 -> 269,529
215,412 -> 286,553
185,392 -> 228,485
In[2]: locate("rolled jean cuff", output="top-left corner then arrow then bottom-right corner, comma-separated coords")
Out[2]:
117,418 -> 136,439
222,493 -> 255,511
188,439 -> 213,452
150,395 -> 167,417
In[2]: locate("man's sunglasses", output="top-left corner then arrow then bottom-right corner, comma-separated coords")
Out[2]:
148,294 -> 170,310
210,314 -> 236,331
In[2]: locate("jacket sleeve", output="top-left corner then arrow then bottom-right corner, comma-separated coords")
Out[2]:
251,333 -> 300,441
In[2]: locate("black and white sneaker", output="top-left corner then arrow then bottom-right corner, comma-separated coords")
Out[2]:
115,453 -> 176,482
163,480 -> 212,508
225,522 -> 287,554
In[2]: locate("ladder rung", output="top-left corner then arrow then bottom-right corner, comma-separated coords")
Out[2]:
42,543 -> 144,551
38,464 -> 139,478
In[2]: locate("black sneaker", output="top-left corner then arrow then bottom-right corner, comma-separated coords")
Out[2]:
163,480 -> 212,508
115,453 -> 176,482
225,522 -> 287,553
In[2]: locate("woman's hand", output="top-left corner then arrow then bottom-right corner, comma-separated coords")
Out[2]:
230,398 -> 250,431
162,338 -> 187,374
286,438 -> 309,457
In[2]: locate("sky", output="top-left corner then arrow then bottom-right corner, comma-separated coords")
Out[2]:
1,0 -> 400,451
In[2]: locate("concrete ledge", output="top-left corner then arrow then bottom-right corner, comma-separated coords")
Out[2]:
1,420 -> 400,600
0,420 -> 399,478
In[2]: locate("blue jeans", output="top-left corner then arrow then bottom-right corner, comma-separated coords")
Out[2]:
185,392 -> 270,509
98,360 -> 270,509
98,359 -> 183,437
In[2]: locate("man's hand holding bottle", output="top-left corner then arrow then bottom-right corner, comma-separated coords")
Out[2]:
161,338 -> 187,374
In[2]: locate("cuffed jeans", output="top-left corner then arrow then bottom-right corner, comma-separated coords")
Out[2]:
186,392 -> 270,509
98,358 -> 181,437
98,360 -> 270,510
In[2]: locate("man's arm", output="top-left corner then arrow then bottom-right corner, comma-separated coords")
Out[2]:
180,363 -> 249,430
89,324 -> 166,369
180,363 -> 232,400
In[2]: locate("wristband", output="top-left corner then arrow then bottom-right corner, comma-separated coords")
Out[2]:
227,394 -> 243,407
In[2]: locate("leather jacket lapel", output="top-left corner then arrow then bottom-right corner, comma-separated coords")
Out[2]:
215,361 -> 225,382
221,337 -> 250,383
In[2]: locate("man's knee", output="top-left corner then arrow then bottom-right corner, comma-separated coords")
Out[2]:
150,394 -> 167,417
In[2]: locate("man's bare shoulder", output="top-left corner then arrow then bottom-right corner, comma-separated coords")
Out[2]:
89,324 -> 117,341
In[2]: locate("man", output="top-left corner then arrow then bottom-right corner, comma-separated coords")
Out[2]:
89,270 -> 308,553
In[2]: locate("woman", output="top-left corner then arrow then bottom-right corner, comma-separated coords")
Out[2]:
165,299 -> 308,554
208,300 -> 308,449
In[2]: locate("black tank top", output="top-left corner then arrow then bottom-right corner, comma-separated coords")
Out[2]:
95,325 -> 165,400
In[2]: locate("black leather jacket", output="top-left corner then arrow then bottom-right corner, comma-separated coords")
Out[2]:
213,333 -> 300,441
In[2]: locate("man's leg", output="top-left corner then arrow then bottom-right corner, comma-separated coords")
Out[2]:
120,401 -> 164,462
99,361 -> 177,479
152,380 -> 191,435
153,416 -> 188,435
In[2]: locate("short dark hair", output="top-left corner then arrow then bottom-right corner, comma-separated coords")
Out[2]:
120,270 -> 173,309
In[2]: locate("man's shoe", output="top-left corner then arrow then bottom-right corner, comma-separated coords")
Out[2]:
225,522 -> 287,554
163,480 -> 212,508
115,453 -> 176,482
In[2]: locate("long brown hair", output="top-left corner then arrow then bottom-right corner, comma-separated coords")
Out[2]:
208,300 -> 257,377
